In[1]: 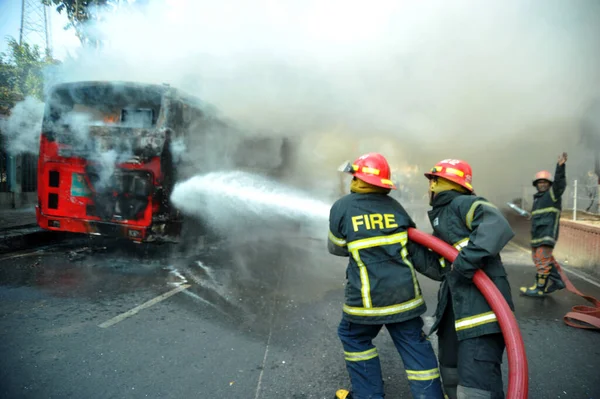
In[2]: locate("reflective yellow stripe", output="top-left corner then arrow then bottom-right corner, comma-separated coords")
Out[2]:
381,178 -> 394,186
347,232 -> 417,310
343,296 -> 424,316
344,348 -> 378,362
351,250 -> 372,308
406,368 -> 441,381
445,167 -> 464,177
347,232 -> 407,252
465,201 -> 497,230
439,257 -> 446,268
453,237 -> 469,251
455,311 -> 497,331
531,236 -> 556,244
553,211 -> 560,237
531,207 -> 560,244
531,207 -> 560,215
328,230 -> 347,247
361,167 -> 380,175
550,188 -> 557,202
401,245 -> 420,297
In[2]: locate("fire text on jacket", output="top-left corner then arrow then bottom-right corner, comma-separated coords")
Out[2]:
351,214 -> 399,232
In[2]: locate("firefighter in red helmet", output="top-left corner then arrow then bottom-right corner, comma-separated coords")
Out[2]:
422,159 -> 515,399
328,152 -> 444,399
520,152 -> 568,297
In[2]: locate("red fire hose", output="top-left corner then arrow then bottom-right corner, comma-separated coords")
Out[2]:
407,228 -> 529,399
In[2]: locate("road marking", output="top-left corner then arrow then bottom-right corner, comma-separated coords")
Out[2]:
506,241 -> 600,289
98,284 -> 191,328
254,257 -> 287,399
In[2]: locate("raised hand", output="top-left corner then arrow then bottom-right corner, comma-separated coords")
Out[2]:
558,152 -> 568,166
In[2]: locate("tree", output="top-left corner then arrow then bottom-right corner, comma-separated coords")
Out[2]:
43,0 -> 116,46
0,37 -> 59,114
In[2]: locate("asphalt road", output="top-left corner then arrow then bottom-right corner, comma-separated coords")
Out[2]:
0,225 -> 599,399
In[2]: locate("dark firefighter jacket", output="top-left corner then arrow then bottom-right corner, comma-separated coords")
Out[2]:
531,163 -> 566,248
426,190 -> 515,341
328,192 -> 444,325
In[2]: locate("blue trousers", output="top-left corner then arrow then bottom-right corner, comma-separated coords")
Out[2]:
338,316 -> 444,399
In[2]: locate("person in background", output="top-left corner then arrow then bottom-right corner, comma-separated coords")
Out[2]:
520,152 -> 568,297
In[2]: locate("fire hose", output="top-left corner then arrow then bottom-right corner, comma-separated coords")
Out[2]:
407,228 -> 529,399
553,264 -> 600,330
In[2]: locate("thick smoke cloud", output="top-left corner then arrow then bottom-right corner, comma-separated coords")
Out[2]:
5,0 -> 600,205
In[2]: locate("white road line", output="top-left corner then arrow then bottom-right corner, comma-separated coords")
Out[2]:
254,323 -> 273,399
254,262 -> 287,399
506,241 -> 600,289
98,284 -> 191,328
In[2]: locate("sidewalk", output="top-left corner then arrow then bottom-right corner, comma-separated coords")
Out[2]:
0,206 -> 37,230
0,206 -> 62,254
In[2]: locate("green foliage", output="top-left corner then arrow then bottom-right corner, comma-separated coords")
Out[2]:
43,0 -> 115,45
0,37 -> 59,114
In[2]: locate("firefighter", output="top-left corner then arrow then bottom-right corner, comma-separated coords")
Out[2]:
328,152 -> 445,399
423,159 -> 515,399
520,152 -> 568,297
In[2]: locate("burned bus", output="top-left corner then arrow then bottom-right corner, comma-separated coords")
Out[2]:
36,81 -> 289,242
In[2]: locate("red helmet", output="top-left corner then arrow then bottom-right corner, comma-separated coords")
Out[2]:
424,159 -> 474,192
339,152 -> 396,189
532,170 -> 553,186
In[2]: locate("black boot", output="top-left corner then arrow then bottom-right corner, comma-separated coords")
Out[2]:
520,274 -> 548,297
545,267 -> 566,294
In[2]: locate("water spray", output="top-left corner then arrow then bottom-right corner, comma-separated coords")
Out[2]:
170,171 -> 331,228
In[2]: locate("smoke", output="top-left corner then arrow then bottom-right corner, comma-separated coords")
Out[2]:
11,0 -> 600,205
0,96 -> 45,154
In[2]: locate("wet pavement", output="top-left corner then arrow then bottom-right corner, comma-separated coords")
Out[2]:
0,226 -> 599,399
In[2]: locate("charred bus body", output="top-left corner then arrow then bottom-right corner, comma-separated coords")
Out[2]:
36,81 -> 289,242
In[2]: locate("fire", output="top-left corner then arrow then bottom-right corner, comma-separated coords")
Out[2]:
103,114 -> 120,124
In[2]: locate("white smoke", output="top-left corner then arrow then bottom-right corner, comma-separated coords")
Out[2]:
97,149 -> 118,189
0,96 -> 45,154
13,0 -> 600,204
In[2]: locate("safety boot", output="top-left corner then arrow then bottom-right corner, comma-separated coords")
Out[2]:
520,274 -> 548,297
334,389 -> 353,399
545,267 -> 566,294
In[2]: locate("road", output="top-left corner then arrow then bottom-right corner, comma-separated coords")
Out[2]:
0,225 -> 599,399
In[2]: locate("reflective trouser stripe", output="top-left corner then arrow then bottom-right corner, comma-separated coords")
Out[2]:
406,368 -> 441,381
344,348 -> 378,362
